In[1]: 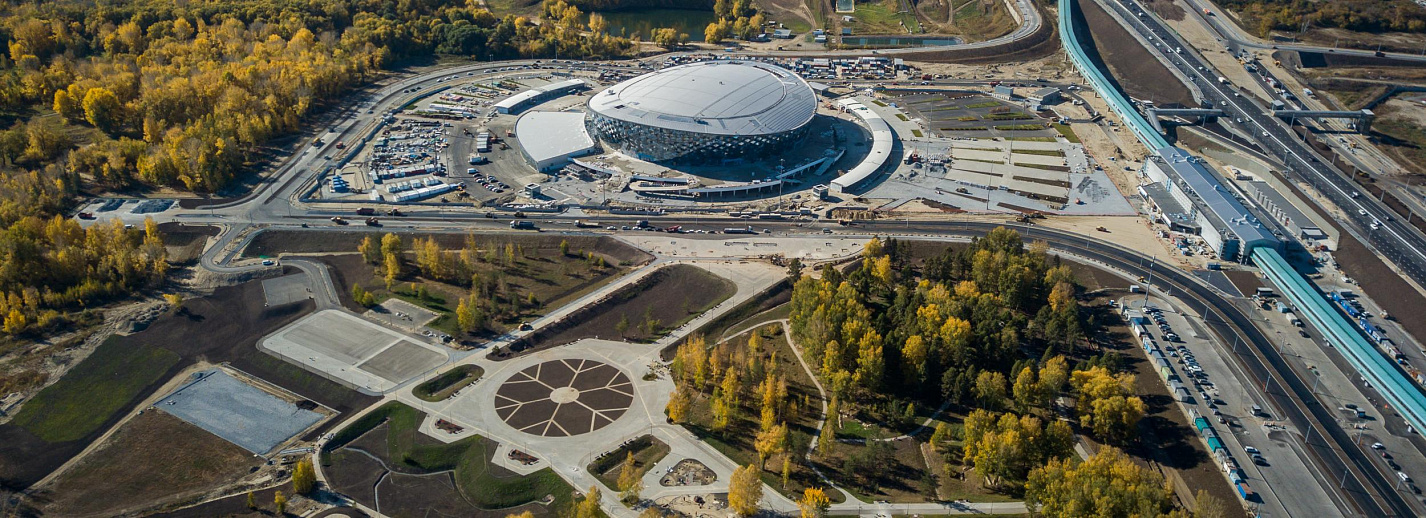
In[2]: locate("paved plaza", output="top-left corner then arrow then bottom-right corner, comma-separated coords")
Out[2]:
494,359 -> 634,437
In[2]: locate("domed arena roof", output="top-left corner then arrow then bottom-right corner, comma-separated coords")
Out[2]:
586,60 -> 817,137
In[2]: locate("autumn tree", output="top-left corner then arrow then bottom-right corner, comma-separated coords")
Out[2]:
82,87 -> 124,133
576,486 -> 603,518
274,491 -> 287,515
1071,366 -> 1145,444
292,458 -> 316,495
456,295 -> 483,333
666,386 -> 691,423
1026,447 -> 1172,517
728,464 -> 763,516
974,371 -> 1007,410
754,422 -> 788,469
799,488 -> 831,518
617,452 -> 642,503
358,236 -> 379,264
961,409 -> 1074,488
651,28 -> 686,49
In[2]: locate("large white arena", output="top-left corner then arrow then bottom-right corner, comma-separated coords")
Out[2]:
585,60 -> 818,162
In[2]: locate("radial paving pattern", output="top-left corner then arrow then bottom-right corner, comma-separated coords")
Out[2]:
494,359 -> 633,437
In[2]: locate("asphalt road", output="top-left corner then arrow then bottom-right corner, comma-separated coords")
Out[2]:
1176,0 -> 1426,62
1110,0 -> 1426,293
201,213 -> 1415,516
919,220 -> 1412,517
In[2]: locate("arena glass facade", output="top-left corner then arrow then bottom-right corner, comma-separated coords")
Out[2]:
584,113 -> 810,162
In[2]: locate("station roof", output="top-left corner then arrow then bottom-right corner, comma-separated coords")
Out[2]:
586,60 -> 817,136
1155,147 -> 1277,251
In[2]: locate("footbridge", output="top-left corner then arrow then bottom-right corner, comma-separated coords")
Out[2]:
1253,247 -> 1426,434
1150,108 -> 1226,118
1274,109 -> 1375,133
1146,108 -> 1227,132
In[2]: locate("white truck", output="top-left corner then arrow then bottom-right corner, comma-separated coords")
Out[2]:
1217,76 -> 1229,85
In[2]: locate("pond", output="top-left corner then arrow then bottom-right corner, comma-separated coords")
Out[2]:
592,9 -> 718,42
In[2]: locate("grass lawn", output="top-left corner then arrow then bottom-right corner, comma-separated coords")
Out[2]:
414,365 -> 484,402
1051,123 -> 1082,143
11,336 -> 180,443
1013,162 -> 1068,171
964,101 -> 1000,109
326,401 -> 575,511
835,418 -> 894,440
912,129 -> 924,137
587,435 -> 671,491
872,100 -> 888,107
1006,136 -> 1057,142
896,113 -> 909,121
848,1 -> 921,34
1011,148 -> 1065,157
994,124 -> 1046,131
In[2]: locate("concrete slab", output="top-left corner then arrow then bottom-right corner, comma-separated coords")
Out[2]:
364,299 -> 439,332
261,309 -> 451,393
281,311 -> 392,365
261,274 -> 310,307
357,340 -> 447,383
155,368 -> 324,454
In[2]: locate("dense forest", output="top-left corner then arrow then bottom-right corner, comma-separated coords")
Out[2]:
1,0 -> 633,194
0,0 -> 635,335
787,231 -> 1082,408
1217,0 -> 1426,36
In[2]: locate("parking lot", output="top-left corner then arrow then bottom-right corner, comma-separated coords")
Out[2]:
1121,296 -> 1340,516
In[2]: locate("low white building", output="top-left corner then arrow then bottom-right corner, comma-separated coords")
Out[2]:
514,111 -> 599,172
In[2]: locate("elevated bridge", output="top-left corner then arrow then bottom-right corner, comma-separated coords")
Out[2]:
1146,108 -> 1227,132
1274,109 -> 1375,133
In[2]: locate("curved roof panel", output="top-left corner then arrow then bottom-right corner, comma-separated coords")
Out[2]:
587,60 -> 817,136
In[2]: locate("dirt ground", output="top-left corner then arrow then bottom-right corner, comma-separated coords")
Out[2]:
32,411 -> 258,518
159,223 -> 220,265
245,230 -> 653,266
511,264 -> 736,352
1075,0 -> 1196,107
0,276 -> 374,491
146,485 -> 295,518
816,436 -> 934,503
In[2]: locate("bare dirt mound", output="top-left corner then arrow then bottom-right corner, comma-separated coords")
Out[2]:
501,264 -> 736,357
1073,0 -> 1195,107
